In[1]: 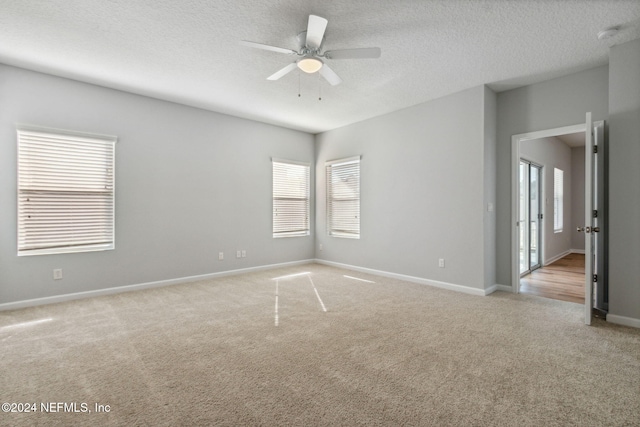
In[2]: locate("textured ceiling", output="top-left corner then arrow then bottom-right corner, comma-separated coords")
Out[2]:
1,0 -> 639,134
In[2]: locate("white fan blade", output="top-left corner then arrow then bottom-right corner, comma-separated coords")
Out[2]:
319,64 -> 342,86
325,47 -> 381,60
267,63 -> 298,81
306,15 -> 328,49
240,40 -> 297,55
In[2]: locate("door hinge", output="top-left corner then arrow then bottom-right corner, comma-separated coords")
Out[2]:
538,213 -> 543,220
593,145 -> 598,154
593,274 -> 598,283
593,210 -> 598,218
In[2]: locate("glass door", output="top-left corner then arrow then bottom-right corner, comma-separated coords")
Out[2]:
519,161 -> 529,274
529,164 -> 542,271
519,160 -> 542,276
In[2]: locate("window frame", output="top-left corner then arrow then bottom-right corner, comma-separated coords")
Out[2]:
326,156 -> 361,239
272,158 -> 311,238
16,125 -> 117,256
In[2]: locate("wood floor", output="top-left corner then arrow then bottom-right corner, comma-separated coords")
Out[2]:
520,253 -> 585,304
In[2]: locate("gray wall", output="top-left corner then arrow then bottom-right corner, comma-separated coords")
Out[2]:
483,87 -> 497,290
608,38 -> 640,322
520,137 -> 572,263
315,85 -> 495,291
0,64 -> 315,305
570,146 -> 586,252
496,66 -> 609,286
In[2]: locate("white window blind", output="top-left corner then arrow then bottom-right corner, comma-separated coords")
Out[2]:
272,159 -> 310,238
553,167 -> 563,232
326,156 -> 360,239
17,127 -> 116,256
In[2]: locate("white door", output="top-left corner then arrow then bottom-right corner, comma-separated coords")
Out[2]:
583,114 -> 605,325
593,121 -> 606,312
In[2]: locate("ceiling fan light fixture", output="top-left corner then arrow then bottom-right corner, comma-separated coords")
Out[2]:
297,56 -> 323,73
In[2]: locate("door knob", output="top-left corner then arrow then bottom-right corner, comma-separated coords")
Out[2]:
577,227 -> 585,232
592,227 -> 600,233
585,226 -> 591,233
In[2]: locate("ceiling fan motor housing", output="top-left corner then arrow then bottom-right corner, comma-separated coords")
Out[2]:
298,31 -> 324,54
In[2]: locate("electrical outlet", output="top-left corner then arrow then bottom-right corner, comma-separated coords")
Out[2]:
438,258 -> 445,268
219,252 -> 224,260
241,250 -> 246,258
53,268 -> 63,280
319,243 -> 323,251
236,250 -> 241,258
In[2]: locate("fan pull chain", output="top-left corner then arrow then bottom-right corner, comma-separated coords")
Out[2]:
296,72 -> 325,101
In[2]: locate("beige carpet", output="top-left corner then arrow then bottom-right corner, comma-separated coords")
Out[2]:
1,264 -> 639,426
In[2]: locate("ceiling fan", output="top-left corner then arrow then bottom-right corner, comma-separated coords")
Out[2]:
240,14 -> 381,86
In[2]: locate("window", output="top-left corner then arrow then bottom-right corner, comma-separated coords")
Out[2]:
17,127 -> 116,256
326,156 -> 360,239
272,159 -> 310,238
553,167 -> 563,232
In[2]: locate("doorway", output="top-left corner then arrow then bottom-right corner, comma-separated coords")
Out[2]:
511,123 -> 588,301
517,132 -> 586,305
512,118 -> 606,325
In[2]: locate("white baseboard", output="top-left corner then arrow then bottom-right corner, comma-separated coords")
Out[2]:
544,250 -> 571,266
484,285 -> 498,295
485,284 -> 513,295
315,259 -> 491,296
571,249 -> 586,254
495,284 -> 514,293
607,314 -> 640,329
0,259 -> 315,312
